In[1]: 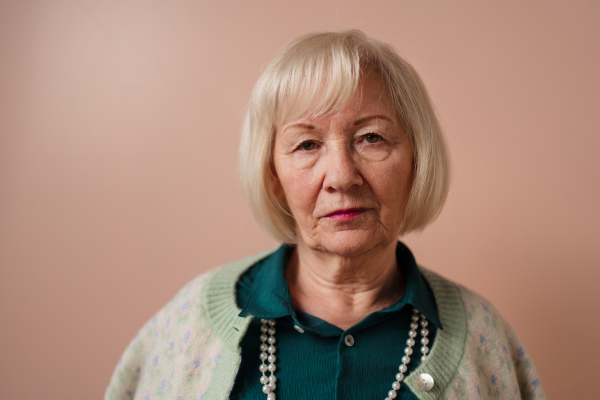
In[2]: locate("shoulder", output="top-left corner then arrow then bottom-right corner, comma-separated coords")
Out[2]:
123,248 -> 278,346
424,269 -> 519,350
418,266 -> 510,330
144,247 -> 278,332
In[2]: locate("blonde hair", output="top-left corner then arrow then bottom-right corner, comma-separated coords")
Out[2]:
239,30 -> 450,243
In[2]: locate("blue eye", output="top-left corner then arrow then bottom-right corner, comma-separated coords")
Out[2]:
364,133 -> 382,143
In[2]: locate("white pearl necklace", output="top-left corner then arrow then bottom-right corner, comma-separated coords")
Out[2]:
258,308 -> 430,400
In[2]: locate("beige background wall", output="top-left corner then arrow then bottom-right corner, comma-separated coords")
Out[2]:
1,1 -> 598,398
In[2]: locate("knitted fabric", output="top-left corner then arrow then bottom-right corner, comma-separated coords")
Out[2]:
105,250 -> 545,400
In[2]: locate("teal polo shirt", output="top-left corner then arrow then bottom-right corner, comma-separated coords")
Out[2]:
230,242 -> 441,400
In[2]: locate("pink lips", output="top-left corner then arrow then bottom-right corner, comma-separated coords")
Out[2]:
324,208 -> 367,221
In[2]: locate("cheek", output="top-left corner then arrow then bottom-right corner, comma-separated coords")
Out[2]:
369,159 -> 413,211
277,169 -> 322,215
284,176 -> 317,207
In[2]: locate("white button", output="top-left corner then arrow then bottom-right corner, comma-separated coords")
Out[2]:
415,373 -> 434,391
344,335 -> 355,347
293,325 -> 305,333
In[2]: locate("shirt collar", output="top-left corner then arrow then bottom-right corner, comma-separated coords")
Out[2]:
238,245 -> 295,320
387,242 -> 442,329
238,242 -> 442,330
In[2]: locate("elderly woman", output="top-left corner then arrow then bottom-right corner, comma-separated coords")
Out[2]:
106,31 -> 545,400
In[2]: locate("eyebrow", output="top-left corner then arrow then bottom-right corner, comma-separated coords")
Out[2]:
353,115 -> 394,126
284,123 -> 316,131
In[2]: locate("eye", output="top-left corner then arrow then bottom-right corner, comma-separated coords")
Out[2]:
363,133 -> 382,144
298,141 -> 317,151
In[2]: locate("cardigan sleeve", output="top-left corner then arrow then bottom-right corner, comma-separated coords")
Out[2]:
447,285 -> 546,400
504,320 -> 545,399
105,308 -> 165,399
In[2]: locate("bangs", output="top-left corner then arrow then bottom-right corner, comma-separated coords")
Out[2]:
269,35 -> 365,125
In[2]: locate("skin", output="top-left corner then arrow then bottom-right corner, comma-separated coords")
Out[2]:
271,71 -> 415,330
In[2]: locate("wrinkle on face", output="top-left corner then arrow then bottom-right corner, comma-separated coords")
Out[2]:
272,72 -> 413,257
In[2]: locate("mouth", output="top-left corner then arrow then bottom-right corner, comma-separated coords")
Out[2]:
324,208 -> 368,221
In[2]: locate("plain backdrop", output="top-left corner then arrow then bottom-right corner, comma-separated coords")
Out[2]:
1,1 -> 599,399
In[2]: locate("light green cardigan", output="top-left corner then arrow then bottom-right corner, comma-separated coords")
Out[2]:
106,250 -> 545,400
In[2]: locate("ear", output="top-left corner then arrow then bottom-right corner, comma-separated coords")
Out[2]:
269,164 -> 286,202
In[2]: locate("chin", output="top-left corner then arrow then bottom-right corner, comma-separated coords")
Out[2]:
312,230 -> 390,257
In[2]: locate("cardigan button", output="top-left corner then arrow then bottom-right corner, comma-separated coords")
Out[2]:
344,335 -> 355,347
416,373 -> 434,391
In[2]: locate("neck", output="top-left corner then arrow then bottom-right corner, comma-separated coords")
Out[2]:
285,241 -> 405,330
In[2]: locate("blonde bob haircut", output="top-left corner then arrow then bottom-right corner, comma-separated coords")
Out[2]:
239,30 -> 450,244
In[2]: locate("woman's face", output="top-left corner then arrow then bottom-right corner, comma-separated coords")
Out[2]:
272,72 -> 414,257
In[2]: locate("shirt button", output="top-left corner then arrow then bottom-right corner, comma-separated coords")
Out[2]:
415,373 -> 434,391
344,335 -> 355,347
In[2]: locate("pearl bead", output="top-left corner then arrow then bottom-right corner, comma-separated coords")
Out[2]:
257,311 -> 431,400
259,319 -> 280,399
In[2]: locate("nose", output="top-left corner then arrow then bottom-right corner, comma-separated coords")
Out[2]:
322,145 -> 363,192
